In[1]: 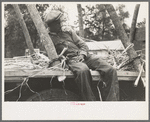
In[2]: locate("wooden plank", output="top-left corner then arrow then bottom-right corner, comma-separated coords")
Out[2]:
4,69 -> 145,82
118,77 -> 137,81
4,69 -> 145,77
5,77 -> 26,81
117,71 -> 145,77
4,76 -> 138,82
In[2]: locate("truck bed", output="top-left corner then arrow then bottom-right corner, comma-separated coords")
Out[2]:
4,57 -> 145,82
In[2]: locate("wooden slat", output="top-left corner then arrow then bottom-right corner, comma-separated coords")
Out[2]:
118,77 -> 137,81
4,69 -> 145,82
5,77 -> 26,81
4,69 -> 145,77
4,76 -> 138,82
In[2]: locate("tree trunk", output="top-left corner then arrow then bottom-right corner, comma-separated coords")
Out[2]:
26,4 -> 58,61
129,4 -> 140,43
12,4 -> 35,55
99,4 -> 106,40
77,4 -> 84,37
104,4 -> 141,71
102,19 -> 105,40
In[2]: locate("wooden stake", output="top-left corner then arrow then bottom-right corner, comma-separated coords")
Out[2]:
104,4 -> 142,72
129,4 -> 140,43
26,4 -> 59,61
77,4 -> 84,37
12,4 -> 35,55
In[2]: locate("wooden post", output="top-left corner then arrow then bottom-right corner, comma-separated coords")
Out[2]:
26,4 -> 59,61
104,4 -> 141,71
77,4 -> 84,37
129,4 -> 140,43
12,4 -> 35,55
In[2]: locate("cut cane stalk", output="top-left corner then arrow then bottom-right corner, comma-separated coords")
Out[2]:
58,47 -> 68,57
57,47 -> 68,82
121,43 -> 134,55
141,68 -> 146,87
134,62 -> 144,87
117,57 -> 130,70
141,77 -> 146,87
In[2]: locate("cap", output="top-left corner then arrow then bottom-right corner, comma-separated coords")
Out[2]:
44,10 -> 63,24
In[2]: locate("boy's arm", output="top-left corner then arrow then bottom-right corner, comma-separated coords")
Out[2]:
70,29 -> 89,58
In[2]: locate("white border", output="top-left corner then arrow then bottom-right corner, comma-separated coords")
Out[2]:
2,2 -> 149,120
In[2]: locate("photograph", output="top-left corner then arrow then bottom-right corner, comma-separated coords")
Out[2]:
2,2 -> 149,120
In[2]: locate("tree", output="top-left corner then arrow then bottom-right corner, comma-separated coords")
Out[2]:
116,4 -> 129,24
77,4 -> 84,37
82,4 -> 115,41
4,4 -> 49,58
129,4 -> 140,43
137,18 -> 145,28
104,4 -> 141,71
116,4 -> 130,37
81,4 -> 130,41
5,4 -> 27,57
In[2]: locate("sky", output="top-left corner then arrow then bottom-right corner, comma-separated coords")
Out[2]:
60,2 -> 148,27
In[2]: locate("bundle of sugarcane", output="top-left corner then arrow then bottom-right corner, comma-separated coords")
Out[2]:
4,52 -> 50,69
101,49 -> 137,71
4,56 -> 35,69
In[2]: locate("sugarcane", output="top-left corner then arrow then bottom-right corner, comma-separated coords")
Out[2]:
104,4 -> 142,72
134,62 -> 144,87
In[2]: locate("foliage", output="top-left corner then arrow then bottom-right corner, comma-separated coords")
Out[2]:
81,4 -> 130,41
4,4 -> 49,58
137,18 -> 146,28
4,4 -> 144,58
4,4 -> 71,58
116,4 -> 129,22
5,4 -> 26,58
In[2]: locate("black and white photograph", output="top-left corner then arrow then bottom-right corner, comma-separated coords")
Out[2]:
2,2 -> 149,120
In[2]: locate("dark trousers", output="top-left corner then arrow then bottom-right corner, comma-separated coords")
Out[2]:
68,54 -> 119,101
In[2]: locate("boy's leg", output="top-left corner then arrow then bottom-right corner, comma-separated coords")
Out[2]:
68,62 -> 96,101
85,54 -> 119,101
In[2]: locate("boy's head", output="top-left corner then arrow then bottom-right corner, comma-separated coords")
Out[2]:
47,19 -> 61,33
44,10 -> 63,33
44,9 -> 70,33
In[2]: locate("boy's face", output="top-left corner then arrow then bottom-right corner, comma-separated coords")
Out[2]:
48,20 -> 61,33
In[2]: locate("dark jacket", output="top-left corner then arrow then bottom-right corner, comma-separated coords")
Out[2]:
49,29 -> 89,58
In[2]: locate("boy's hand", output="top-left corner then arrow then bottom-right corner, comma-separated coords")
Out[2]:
78,54 -> 85,62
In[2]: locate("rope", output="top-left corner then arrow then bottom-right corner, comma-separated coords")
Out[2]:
62,81 -> 68,95
5,77 -> 27,95
25,82 -> 42,101
16,78 -> 29,101
5,57 -> 68,101
97,80 -> 102,101
50,76 -> 55,88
